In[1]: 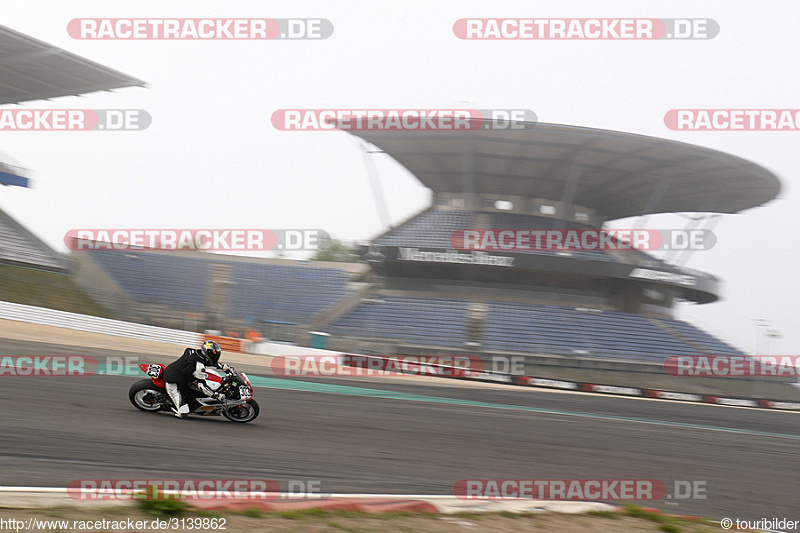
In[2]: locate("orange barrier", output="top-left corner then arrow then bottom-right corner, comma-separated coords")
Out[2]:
202,334 -> 243,353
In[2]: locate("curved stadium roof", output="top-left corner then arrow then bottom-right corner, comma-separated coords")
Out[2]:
0,24 -> 144,106
0,24 -> 144,188
348,122 -> 781,221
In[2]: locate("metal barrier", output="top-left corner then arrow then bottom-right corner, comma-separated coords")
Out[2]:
0,300 -> 200,346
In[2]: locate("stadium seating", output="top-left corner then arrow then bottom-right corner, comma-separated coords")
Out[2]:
85,249 -> 355,324
0,209 -> 63,270
324,296 -> 742,360
227,263 -> 353,324
86,250 -> 209,310
487,212 -> 585,230
325,295 -> 470,347
651,317 -> 744,356
0,263 -> 110,317
375,209 -> 623,262
483,302 -> 716,360
375,209 -> 475,248
80,226 -> 741,359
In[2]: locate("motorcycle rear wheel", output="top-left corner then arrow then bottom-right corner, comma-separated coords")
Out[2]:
129,379 -> 167,412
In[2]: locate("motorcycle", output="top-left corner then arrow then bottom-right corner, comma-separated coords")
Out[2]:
129,362 -> 259,423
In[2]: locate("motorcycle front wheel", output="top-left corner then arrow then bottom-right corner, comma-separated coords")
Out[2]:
222,399 -> 260,423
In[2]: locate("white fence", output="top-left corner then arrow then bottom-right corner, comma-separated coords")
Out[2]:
0,301 -> 200,346
250,340 -> 342,358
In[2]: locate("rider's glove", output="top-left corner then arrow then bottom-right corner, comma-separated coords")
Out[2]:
220,363 -> 232,372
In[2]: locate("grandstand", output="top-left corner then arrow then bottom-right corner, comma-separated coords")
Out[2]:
227,262 -> 355,324
0,208 -> 65,271
374,208 -> 617,262
0,25 -> 143,315
0,25 -> 778,369
0,159 -> 30,189
72,248 -> 370,336
84,250 -> 211,310
327,296 -> 471,348
481,303 -> 739,360
0,208 -> 112,315
0,21 -> 787,402
64,122 -> 778,365
0,24 -> 145,105
321,121 -> 778,361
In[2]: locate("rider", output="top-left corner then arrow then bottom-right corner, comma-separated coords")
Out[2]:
164,340 -> 232,418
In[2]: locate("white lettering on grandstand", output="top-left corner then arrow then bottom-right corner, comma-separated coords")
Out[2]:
467,372 -> 512,383
714,398 -> 758,407
653,391 -> 702,402
766,401 -> 800,410
397,247 -> 515,267
530,378 -> 578,390
592,385 -> 642,396
629,268 -> 696,287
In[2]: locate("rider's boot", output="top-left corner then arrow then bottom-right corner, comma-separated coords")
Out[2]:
166,382 -> 190,418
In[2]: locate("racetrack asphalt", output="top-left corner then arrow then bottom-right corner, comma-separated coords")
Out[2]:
1,337 -> 797,522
